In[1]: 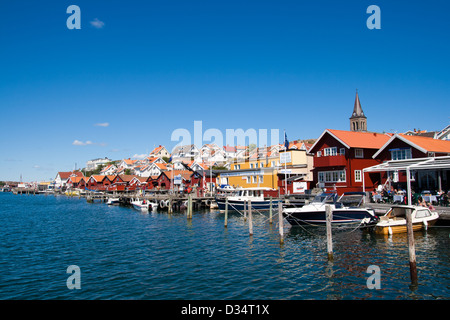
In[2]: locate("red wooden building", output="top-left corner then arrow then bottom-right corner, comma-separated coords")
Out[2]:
371,133 -> 450,191
308,129 -> 391,194
86,175 -> 112,190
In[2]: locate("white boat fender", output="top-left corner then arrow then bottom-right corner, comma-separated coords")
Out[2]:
423,219 -> 428,230
388,225 -> 393,235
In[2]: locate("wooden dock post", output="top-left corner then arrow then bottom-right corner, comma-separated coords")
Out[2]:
325,205 -> 333,261
187,194 -> 193,219
168,197 -> 173,214
405,207 -> 418,285
243,200 -> 247,221
248,200 -> 253,236
269,196 -> 273,224
224,197 -> 228,228
278,201 -> 284,244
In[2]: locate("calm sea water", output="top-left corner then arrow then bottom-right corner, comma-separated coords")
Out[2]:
0,192 -> 449,300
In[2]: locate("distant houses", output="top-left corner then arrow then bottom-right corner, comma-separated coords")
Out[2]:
56,93 -> 450,196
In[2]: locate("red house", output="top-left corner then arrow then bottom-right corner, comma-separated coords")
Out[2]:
154,170 -> 193,190
86,175 -> 112,190
371,133 -> 450,191
308,129 -> 391,194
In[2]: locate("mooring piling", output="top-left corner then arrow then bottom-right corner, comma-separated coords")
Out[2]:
278,201 -> 284,244
248,200 -> 253,236
269,196 -> 273,224
224,197 -> 228,228
405,207 -> 418,285
325,204 -> 333,261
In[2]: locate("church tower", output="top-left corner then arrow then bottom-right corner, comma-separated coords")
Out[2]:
349,90 -> 367,132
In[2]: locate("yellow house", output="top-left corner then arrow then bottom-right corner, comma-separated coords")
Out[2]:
218,147 -> 313,192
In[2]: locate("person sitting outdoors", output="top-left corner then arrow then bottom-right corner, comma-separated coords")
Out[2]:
418,196 -> 427,208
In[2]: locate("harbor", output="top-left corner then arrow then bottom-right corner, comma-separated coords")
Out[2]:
2,1 -> 450,305
1,191 -> 449,300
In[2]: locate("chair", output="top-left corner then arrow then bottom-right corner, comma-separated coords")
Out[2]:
439,195 -> 449,207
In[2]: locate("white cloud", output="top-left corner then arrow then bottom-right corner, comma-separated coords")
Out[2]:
95,122 -> 109,127
72,140 -> 105,146
90,18 -> 105,29
73,140 -> 87,146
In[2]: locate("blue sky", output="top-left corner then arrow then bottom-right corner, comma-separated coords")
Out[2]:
1,0 -> 449,181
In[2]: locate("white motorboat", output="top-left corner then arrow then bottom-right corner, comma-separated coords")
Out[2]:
107,197 -> 120,205
131,199 -> 158,212
215,187 -> 280,213
283,192 -> 378,227
374,205 -> 439,235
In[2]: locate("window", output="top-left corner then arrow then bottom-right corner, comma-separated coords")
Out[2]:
354,170 -> 362,182
318,172 -> 324,182
391,148 -> 412,160
317,151 -> 322,157
324,147 -> 337,156
250,163 -> 254,169
318,170 -> 346,183
340,148 -> 346,156
355,149 -> 364,158
252,176 -> 257,183
416,209 -> 431,218
259,175 -> 264,183
246,176 -> 251,184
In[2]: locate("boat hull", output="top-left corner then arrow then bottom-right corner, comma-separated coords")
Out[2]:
216,198 -> 280,213
374,219 -> 437,235
283,209 -> 378,226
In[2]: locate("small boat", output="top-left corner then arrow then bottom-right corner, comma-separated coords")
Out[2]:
215,187 -> 280,213
1,185 -> 11,192
107,197 -> 120,206
283,192 -> 378,227
131,199 -> 158,212
374,205 -> 439,235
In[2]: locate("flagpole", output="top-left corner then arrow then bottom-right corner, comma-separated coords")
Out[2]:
284,130 -> 287,195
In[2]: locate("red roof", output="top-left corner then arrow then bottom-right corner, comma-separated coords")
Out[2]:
398,134 -> 450,153
58,171 -> 84,180
310,129 -> 392,152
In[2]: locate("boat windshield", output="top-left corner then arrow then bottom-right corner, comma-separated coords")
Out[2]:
237,189 -> 264,197
312,193 -> 337,204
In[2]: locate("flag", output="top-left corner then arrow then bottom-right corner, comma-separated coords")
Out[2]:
168,155 -> 172,163
284,132 -> 289,150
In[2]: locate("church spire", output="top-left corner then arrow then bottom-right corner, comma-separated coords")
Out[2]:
351,89 -> 366,118
349,90 -> 367,132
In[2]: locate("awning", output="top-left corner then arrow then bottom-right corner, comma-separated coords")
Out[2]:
363,156 -> 450,173
362,156 -> 450,205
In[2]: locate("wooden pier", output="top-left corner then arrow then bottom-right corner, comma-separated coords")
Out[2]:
84,190 -> 217,211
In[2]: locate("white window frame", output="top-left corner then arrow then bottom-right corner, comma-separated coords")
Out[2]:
391,148 -> 412,161
324,147 -> 337,156
354,170 -> 362,182
318,170 -> 346,183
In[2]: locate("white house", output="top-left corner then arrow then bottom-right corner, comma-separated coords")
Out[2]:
171,144 -> 200,162
437,125 -> 450,141
54,171 -> 83,189
141,162 -> 168,177
149,145 -> 171,158
118,158 -> 138,169
100,164 -> 117,175
200,143 -> 226,164
86,157 -> 111,171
